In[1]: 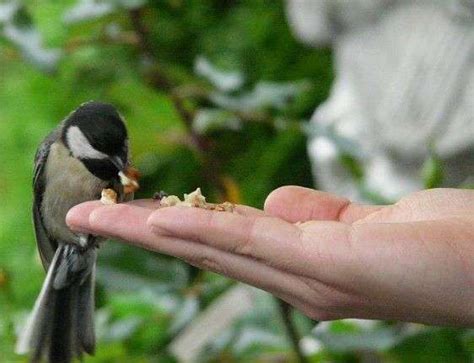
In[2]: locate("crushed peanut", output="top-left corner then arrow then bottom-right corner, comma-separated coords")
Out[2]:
101,188 -> 118,205
119,166 -> 140,194
159,195 -> 182,207
158,188 -> 234,212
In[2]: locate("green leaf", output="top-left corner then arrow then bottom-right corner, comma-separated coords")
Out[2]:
461,329 -> 474,359
195,56 -> 244,92
232,327 -> 285,355
116,0 -> 147,9
97,243 -> 190,294
193,108 -> 241,134
63,0 -> 146,24
103,316 -> 144,343
108,293 -> 162,318
92,341 -> 129,361
235,126 -> 313,207
460,181 -> 474,189
200,272 -> 234,307
1,4 -> 61,72
339,153 -> 364,181
422,153 -> 444,189
313,321 -> 408,353
211,80 -> 311,112
389,328 -> 471,363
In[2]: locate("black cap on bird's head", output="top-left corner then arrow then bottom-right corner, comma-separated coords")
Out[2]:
62,101 -> 129,181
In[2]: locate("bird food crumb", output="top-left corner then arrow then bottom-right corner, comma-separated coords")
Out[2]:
159,188 -> 234,212
119,167 -> 140,194
101,188 -> 118,205
159,195 -> 182,207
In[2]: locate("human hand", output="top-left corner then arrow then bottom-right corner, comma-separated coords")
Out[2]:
66,187 -> 474,326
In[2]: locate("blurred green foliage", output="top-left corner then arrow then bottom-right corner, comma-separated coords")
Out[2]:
0,1 -> 472,362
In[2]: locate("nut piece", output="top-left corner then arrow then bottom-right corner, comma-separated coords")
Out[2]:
158,188 -> 235,212
160,195 -> 182,207
119,167 -> 140,194
216,201 -> 234,212
183,188 -> 207,208
101,188 -> 117,205
205,201 -> 235,212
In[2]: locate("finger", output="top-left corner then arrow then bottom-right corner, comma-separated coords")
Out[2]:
147,207 -> 298,262
146,206 -> 353,280
67,198 -> 263,235
87,204 -> 157,244
144,235 -> 347,320
147,221 -> 359,320
132,226 -> 343,319
71,202 -> 354,289
68,202 -> 304,296
66,201 -> 104,231
68,202 -> 319,309
234,204 -> 265,217
68,203 -> 158,246
126,198 -> 162,209
116,198 -> 263,215
69,202 -> 360,319
66,199 -> 158,231
141,234 -> 343,320
264,186 -> 384,224
155,237 -> 313,307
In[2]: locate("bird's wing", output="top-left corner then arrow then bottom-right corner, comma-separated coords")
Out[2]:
33,128 -> 61,270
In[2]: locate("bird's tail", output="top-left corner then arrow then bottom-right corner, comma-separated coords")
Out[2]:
16,244 -> 97,363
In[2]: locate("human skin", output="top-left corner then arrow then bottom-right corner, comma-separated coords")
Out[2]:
66,187 -> 474,327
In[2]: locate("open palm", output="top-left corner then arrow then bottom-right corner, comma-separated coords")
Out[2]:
67,187 -> 474,326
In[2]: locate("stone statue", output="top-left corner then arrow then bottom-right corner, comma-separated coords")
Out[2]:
286,0 -> 474,201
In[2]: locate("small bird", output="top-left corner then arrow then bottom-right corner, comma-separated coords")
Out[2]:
16,101 -> 134,363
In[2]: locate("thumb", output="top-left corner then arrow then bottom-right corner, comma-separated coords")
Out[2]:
264,186 -> 383,224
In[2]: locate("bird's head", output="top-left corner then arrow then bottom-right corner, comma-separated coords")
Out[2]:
61,101 -> 129,181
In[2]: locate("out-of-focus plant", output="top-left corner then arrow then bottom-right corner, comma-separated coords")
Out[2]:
421,146 -> 444,189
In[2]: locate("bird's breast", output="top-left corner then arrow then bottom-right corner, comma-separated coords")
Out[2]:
41,142 -> 108,243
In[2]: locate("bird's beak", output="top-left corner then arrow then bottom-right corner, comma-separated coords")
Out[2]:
109,155 -> 138,190
109,156 -> 125,172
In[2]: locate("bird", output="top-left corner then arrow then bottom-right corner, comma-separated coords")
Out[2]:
16,101 -> 134,363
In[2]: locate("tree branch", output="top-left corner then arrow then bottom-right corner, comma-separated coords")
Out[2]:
277,299 -> 313,363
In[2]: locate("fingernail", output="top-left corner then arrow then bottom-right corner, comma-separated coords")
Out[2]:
66,207 -> 92,233
149,225 -> 173,237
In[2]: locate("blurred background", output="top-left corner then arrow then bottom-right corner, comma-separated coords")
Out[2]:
0,0 -> 473,362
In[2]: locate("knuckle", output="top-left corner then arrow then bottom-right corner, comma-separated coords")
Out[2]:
317,289 -> 349,309
187,253 -> 226,275
232,218 -> 257,256
200,256 -> 223,273
302,278 -> 358,314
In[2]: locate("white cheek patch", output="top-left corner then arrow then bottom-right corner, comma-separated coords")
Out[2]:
66,126 -> 108,160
